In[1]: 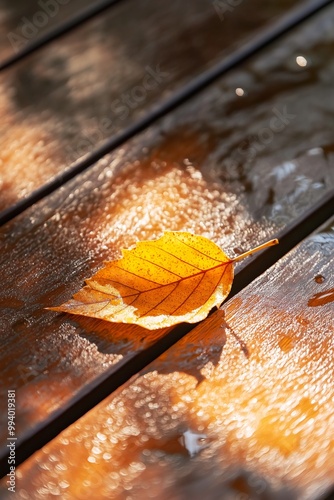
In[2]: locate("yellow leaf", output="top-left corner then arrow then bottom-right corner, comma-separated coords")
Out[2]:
49,232 -> 278,329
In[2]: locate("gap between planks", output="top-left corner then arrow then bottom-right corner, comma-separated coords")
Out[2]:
0,0 -> 127,72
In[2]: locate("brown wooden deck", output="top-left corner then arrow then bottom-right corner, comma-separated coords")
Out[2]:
0,1 -> 333,498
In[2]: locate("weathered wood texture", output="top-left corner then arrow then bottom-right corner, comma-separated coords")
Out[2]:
0,3 -> 333,462
6,218 -> 333,499
0,0 -> 95,62
0,0 -> 301,213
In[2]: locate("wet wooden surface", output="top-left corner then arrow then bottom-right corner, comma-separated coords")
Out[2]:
0,0 -> 302,213
1,2 -> 334,498
5,217 -> 333,500
0,3 -> 334,467
0,0 -> 95,62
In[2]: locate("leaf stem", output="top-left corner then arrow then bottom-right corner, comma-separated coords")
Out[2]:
233,238 -> 279,262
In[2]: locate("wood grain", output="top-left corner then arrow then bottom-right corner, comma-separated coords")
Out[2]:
0,0 -> 301,213
0,3 -> 334,466
0,0 -> 95,62
6,218 -> 333,499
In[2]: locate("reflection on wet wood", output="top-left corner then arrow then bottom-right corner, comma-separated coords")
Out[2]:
7,219 -> 333,499
0,0 -> 301,212
1,5 -> 334,462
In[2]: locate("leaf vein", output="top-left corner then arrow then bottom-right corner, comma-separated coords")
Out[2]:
143,243 -> 203,271
100,261 -> 231,298
170,272 -> 205,315
112,264 -> 164,285
130,253 -> 184,278
172,234 -> 224,263
137,282 -> 179,318
91,278 -> 141,293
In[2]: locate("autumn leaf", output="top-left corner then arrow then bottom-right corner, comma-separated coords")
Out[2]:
49,232 -> 278,329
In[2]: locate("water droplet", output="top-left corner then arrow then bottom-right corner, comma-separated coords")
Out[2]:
278,335 -> 294,353
233,247 -> 243,256
308,288 -> 334,307
13,318 -> 30,333
296,55 -> 308,67
235,87 -> 244,96
179,430 -> 208,457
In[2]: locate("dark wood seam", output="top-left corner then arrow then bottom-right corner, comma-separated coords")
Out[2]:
0,0 -> 128,72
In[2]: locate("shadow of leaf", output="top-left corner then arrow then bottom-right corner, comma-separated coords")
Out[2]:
66,315 -> 168,356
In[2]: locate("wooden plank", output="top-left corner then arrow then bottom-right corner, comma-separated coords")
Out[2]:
0,0 -> 303,214
0,0 -> 95,62
5,217 -> 333,499
0,2 -> 334,468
